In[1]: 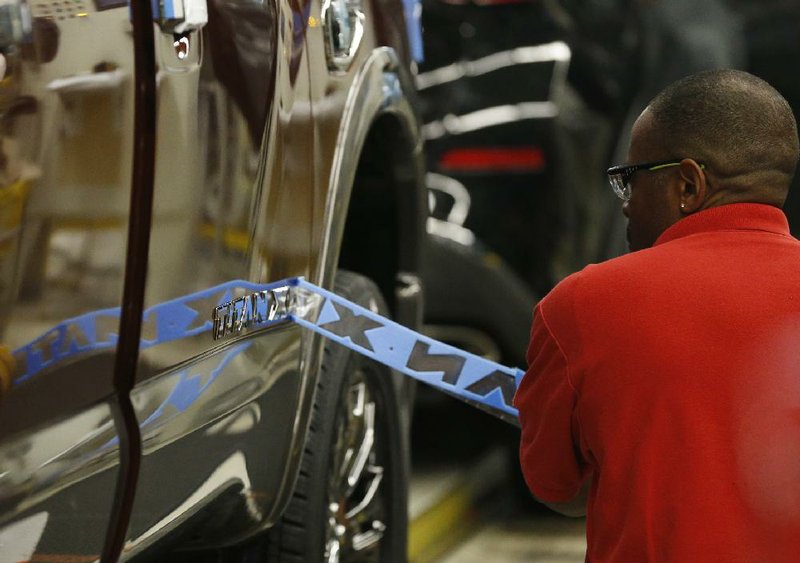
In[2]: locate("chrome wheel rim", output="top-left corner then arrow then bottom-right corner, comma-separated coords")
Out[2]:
324,367 -> 387,563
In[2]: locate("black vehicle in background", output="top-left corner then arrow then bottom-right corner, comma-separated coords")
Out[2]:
418,0 -> 800,372
418,0 -> 633,371
739,0 -> 800,229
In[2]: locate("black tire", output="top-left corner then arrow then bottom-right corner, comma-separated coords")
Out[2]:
264,271 -> 410,563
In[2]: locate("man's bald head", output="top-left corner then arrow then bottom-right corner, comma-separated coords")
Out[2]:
645,70 -> 799,205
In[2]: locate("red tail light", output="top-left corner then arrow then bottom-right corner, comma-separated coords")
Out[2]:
439,0 -> 535,5
438,147 -> 546,173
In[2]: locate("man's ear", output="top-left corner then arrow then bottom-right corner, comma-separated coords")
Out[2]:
678,158 -> 707,214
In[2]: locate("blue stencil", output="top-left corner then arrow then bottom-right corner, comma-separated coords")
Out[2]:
12,277 -> 522,426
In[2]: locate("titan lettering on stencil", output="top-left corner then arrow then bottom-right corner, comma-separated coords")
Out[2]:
318,300 -> 383,351
311,295 -> 518,408
405,340 -> 516,407
212,288 -> 291,340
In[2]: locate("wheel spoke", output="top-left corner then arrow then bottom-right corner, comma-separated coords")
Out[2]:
325,365 -> 391,562
326,538 -> 341,563
346,401 -> 375,494
345,465 -> 383,520
352,520 -> 386,553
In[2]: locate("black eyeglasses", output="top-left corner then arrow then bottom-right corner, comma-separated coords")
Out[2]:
606,159 -> 705,202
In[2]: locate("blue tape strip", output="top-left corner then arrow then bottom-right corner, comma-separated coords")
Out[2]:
12,277 -> 522,423
12,279 -> 290,385
290,279 -> 521,421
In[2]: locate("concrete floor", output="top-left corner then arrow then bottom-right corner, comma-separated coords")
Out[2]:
439,512 -> 586,563
409,394 -> 587,563
409,453 -> 587,563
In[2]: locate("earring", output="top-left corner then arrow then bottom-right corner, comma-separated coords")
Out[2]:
681,203 -> 686,209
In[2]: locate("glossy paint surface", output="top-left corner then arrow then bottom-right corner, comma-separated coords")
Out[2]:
123,0 -> 315,549
0,0 -> 423,554
0,1 -> 136,559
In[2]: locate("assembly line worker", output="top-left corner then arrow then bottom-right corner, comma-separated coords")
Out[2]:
513,69 -> 800,562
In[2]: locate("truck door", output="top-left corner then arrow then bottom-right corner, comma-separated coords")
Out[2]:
0,0 -> 145,560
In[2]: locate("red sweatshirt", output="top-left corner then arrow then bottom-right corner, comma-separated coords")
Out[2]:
515,203 -> 800,562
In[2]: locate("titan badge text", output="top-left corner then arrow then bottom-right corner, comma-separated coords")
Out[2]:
212,288 -> 293,341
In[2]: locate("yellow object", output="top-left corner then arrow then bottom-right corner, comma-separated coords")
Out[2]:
199,222 -> 251,253
0,344 -> 15,400
408,484 -> 477,562
0,178 -> 30,256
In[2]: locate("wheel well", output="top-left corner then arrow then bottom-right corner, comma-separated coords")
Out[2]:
338,112 -> 423,320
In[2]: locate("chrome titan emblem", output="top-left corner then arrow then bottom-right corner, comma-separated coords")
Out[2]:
212,288 -> 292,340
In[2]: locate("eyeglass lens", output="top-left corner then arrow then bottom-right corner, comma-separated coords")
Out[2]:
610,173 -> 631,201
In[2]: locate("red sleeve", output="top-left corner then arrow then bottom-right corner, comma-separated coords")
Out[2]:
513,297 -> 587,503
